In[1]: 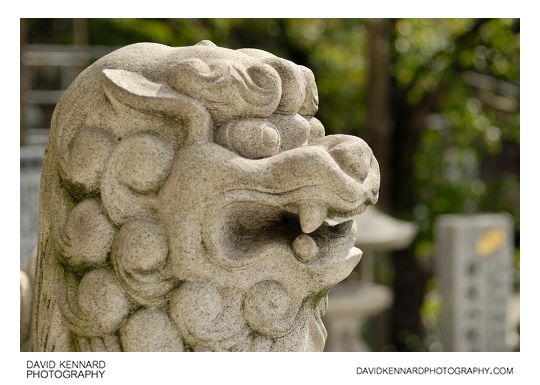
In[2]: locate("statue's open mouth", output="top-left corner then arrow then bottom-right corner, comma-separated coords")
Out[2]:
206,195 -> 359,261
201,186 -> 363,293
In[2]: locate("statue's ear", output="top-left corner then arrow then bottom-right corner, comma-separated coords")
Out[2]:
101,69 -> 212,144
101,69 -> 180,108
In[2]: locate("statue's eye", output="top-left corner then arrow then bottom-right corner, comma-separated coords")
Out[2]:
215,119 -> 280,159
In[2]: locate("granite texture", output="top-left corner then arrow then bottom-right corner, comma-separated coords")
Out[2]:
31,40 -> 380,352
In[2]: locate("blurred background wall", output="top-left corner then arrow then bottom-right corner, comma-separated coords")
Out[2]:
20,18 -> 519,352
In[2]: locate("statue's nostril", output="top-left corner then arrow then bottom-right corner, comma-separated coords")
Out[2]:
329,141 -> 369,182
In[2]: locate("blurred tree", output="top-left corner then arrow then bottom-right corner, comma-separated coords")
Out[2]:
387,18 -> 519,351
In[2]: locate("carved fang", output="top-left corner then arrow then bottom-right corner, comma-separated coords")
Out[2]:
298,203 -> 327,234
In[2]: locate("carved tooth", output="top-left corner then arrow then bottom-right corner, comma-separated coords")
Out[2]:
351,219 -> 358,237
298,203 -> 327,234
332,219 -> 355,236
291,234 -> 318,263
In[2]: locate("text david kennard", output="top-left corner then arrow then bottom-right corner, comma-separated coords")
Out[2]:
27,360 -> 106,379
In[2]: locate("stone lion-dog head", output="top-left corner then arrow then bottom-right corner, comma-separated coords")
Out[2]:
32,40 -> 379,351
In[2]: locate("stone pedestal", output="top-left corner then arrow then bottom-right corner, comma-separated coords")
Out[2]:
324,281 -> 391,351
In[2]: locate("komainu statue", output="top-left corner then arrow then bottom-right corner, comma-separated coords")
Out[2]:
31,40 -> 380,351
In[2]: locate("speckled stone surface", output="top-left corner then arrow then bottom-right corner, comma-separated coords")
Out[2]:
31,40 -> 380,352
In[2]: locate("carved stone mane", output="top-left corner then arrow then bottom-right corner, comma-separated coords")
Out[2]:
32,40 -> 380,351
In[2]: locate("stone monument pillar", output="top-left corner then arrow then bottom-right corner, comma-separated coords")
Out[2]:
435,214 -> 514,351
31,41 -> 380,351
